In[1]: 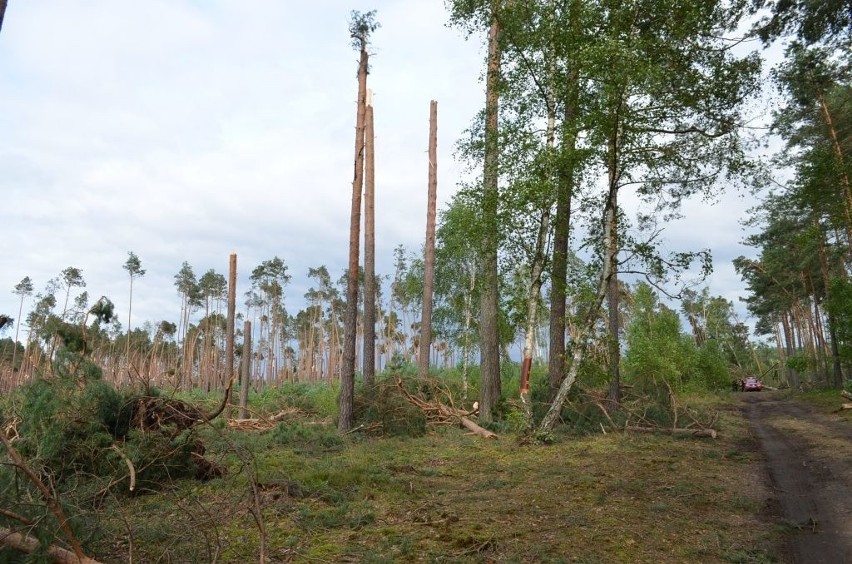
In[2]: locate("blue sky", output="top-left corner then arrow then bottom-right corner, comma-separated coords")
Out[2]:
1,0 -> 771,340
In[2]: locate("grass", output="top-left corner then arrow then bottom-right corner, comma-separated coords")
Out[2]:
74,389 -> 783,563
796,388 -> 852,421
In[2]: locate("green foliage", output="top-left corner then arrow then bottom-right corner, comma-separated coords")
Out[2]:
624,284 -> 696,391
7,376 -> 214,497
693,339 -> 732,391
241,381 -> 341,418
785,354 -> 810,373
271,421 -> 343,451
354,377 -> 427,438
825,276 -> 852,362
624,284 -> 732,392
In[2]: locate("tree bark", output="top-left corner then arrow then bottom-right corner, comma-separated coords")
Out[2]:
539,178 -> 620,433
815,91 -> 852,255
226,253 -> 237,390
605,92 -> 625,405
478,4 -> 503,423
340,40 -> 369,432
519,111 -> 554,399
363,94 -> 377,386
419,100 -> 438,380
239,320 -> 251,419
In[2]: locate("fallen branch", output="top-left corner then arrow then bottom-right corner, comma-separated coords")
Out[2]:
626,426 -> 717,439
110,444 -> 136,492
0,426 -> 92,561
0,526 -> 101,564
227,407 -> 310,431
396,379 -> 497,439
841,390 -> 852,401
0,508 -> 32,526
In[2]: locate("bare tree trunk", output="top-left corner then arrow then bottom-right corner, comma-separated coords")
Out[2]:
419,100 -> 439,380
363,93 -> 377,386
340,40 -> 369,432
461,265 -> 475,400
226,253 -> 237,389
239,320 -> 251,419
816,230 -> 844,387
478,5 -> 502,423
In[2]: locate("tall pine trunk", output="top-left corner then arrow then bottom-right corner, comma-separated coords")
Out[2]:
340,36 -> 370,432
419,100 -> 438,380
226,253 -> 237,390
478,5 -> 502,423
363,94 -> 377,386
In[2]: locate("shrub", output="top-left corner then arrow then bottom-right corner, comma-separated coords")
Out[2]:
354,377 -> 428,438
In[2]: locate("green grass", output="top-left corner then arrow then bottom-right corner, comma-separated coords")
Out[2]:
2,384 -> 784,563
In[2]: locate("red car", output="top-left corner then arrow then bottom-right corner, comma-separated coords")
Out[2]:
743,377 -> 763,392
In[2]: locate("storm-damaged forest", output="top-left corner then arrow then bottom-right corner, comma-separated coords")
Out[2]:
1,1 -> 851,562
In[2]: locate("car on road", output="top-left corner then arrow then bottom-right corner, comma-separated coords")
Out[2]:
743,377 -> 763,392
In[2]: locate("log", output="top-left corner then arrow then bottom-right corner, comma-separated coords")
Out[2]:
841,390 -> 852,401
0,526 -> 102,564
459,416 -> 498,439
436,404 -> 497,439
626,426 -> 717,439
842,403 -> 852,410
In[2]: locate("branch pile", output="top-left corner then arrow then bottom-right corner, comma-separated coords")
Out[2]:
575,383 -> 718,439
395,378 -> 497,439
621,382 -> 718,438
228,407 -> 309,431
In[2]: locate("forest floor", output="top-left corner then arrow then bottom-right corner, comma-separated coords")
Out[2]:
12,385 -> 852,563
741,390 -> 852,563
80,391 -> 789,563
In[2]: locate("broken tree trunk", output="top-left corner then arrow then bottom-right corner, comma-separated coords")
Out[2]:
625,426 -> 718,439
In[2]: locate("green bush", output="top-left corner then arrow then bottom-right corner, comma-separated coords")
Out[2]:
354,377 -> 428,438
271,421 -> 343,450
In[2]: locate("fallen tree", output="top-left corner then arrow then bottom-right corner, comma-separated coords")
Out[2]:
395,379 -> 497,439
625,426 -> 718,439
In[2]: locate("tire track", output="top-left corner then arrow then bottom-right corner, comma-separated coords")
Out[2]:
744,392 -> 852,563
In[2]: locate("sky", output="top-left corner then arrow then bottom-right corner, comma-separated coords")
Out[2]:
0,0 -> 775,342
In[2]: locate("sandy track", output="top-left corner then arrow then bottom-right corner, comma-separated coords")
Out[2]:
743,392 -> 852,563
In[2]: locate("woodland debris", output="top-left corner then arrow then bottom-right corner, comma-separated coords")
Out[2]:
0,526 -> 102,564
395,379 -> 497,439
2,416 -> 19,442
0,428 -> 93,562
625,426 -> 718,439
130,396 -> 206,434
841,390 -> 852,401
227,407 -> 309,431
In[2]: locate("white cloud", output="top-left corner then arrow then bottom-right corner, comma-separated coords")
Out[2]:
0,0 -> 767,343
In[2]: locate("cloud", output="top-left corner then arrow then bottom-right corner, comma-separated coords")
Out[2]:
0,0 -> 768,344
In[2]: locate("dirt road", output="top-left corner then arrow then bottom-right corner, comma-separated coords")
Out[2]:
743,391 -> 852,563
